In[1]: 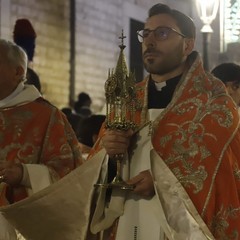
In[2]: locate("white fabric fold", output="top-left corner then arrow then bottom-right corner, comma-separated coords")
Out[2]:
0,212 -> 17,240
115,121 -> 162,240
90,155 -> 129,234
0,149 -> 106,240
90,188 -> 127,234
25,164 -> 53,195
151,150 -> 215,240
0,83 -> 41,108
0,164 -> 52,240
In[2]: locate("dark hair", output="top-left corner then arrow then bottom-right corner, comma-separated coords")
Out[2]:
211,63 -> 240,84
74,92 -> 92,117
77,92 -> 91,105
148,3 -> 196,39
77,114 -> 106,147
26,67 -> 41,92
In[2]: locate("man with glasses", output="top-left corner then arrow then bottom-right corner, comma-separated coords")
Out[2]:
1,3 -> 239,240
88,3 -> 240,240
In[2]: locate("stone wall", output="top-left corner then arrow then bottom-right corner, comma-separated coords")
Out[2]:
0,0 -> 225,112
11,0 -> 70,108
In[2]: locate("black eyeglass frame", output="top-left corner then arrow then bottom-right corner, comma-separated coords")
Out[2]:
137,26 -> 186,43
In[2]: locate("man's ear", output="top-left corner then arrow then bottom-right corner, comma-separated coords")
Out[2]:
15,66 -> 25,80
184,38 -> 195,56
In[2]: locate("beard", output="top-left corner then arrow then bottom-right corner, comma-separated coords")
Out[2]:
143,44 -> 185,75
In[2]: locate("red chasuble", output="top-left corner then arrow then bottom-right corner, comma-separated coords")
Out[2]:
89,52 -> 240,239
0,98 -> 82,204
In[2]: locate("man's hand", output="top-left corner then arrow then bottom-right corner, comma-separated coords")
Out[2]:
0,162 -> 23,186
127,170 -> 155,198
101,129 -> 133,157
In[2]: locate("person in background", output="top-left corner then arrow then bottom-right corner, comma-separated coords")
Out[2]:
0,39 -> 82,239
13,18 -> 36,66
25,67 -> 41,93
13,18 -> 42,93
211,62 -> 240,108
74,92 -> 92,118
61,107 -> 82,135
85,3 -> 240,239
77,114 -> 106,160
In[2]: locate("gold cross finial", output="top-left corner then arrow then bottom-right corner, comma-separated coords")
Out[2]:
119,29 -> 126,50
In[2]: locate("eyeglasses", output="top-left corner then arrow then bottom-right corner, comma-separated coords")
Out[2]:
137,26 -> 186,43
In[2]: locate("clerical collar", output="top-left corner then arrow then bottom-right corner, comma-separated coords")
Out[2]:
153,81 -> 166,91
150,75 -> 181,92
0,82 -> 24,107
148,74 -> 182,109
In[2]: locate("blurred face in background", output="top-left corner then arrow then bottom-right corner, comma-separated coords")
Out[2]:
225,81 -> 240,107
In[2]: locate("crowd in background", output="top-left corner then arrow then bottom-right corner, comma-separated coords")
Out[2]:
61,92 -> 105,160
12,18 -> 106,161
0,6 -> 240,239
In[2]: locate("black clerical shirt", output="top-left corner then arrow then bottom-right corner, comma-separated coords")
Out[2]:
148,74 -> 181,109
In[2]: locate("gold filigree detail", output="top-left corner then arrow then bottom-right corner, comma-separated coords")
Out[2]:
158,78 -> 233,194
211,205 -> 240,239
104,31 -> 137,131
233,162 -> 240,181
199,145 -> 211,161
159,134 -> 172,147
172,165 -> 208,193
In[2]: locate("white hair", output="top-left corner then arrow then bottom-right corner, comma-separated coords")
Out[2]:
0,39 -> 28,80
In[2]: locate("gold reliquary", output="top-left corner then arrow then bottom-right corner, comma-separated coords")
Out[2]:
95,30 -> 138,190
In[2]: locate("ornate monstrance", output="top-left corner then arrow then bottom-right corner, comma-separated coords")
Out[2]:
105,31 -> 137,131
96,30 -> 137,190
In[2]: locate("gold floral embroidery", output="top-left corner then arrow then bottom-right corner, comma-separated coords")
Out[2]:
233,162 -> 240,180
199,145 -> 211,161
160,134 -> 172,147
172,166 -> 208,193
157,76 -> 233,194
211,205 -> 240,240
